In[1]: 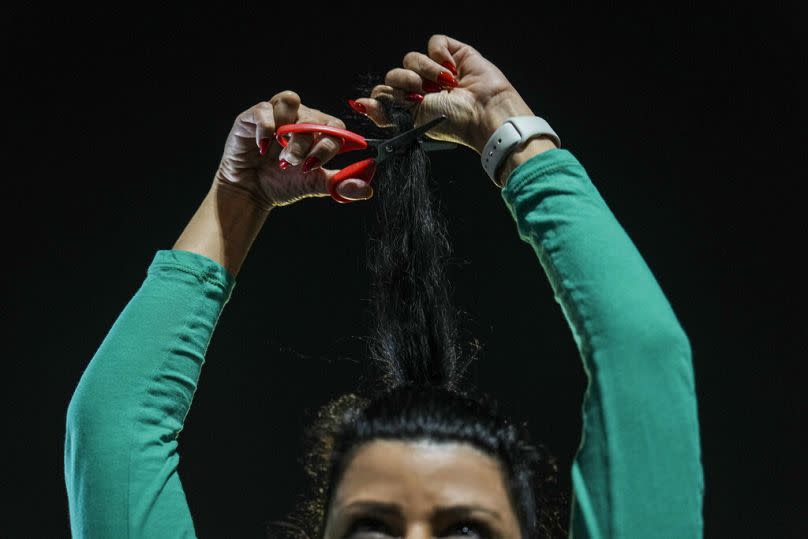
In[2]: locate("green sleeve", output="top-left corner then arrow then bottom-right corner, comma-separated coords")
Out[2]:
500,149 -> 705,538
64,249 -> 236,538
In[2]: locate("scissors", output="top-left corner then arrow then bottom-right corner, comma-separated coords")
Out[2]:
275,115 -> 461,203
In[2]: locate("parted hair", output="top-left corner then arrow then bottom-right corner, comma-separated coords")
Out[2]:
267,83 -> 569,539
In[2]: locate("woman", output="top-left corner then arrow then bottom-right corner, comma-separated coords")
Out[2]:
64,34 -> 704,538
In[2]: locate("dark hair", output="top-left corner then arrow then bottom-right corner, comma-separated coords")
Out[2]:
268,85 -> 569,539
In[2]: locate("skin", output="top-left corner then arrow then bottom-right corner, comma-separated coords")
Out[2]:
170,32 -> 549,533
354,34 -> 557,188
323,440 -> 523,539
174,33 -> 556,276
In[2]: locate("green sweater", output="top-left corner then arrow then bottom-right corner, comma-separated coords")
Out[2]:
64,149 -> 704,538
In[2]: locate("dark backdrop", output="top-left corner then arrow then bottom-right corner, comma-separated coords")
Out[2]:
4,6 -> 802,538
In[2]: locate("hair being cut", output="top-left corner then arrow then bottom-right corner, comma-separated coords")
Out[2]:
268,82 -> 570,539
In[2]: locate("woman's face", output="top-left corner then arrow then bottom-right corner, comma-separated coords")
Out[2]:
322,439 -> 522,539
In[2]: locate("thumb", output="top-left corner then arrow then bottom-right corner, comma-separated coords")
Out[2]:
319,168 -> 375,202
336,178 -> 374,201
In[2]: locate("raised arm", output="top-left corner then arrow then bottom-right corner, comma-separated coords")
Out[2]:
499,146 -> 705,538
64,246 -> 238,537
353,33 -> 705,538
64,93 -> 372,537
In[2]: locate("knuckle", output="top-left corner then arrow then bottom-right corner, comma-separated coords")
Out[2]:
370,84 -> 390,99
239,103 -> 259,119
289,133 -> 312,151
428,34 -> 446,45
403,51 -> 419,67
325,117 -> 346,130
318,136 -> 342,155
385,67 -> 404,80
253,112 -> 273,130
272,90 -> 301,106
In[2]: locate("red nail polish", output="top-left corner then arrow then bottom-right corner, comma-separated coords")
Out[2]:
278,158 -> 290,171
302,156 -> 320,173
258,138 -> 270,156
437,71 -> 459,88
422,79 -> 442,93
405,92 -> 424,103
347,99 -> 367,114
441,60 -> 457,76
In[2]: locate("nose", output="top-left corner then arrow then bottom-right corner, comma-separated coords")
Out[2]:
405,522 -> 433,539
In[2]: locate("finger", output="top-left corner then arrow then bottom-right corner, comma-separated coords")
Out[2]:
301,133 -> 343,173
347,83 -> 394,123
268,90 -> 302,161
349,96 -> 390,128
428,33 -> 475,64
336,178 -> 374,201
301,167 -> 374,202
271,89 -> 302,124
403,50 -> 457,86
384,67 -> 425,94
371,83 -> 420,104
278,132 -> 316,167
253,102 -> 276,156
370,83 -> 395,102
351,83 -> 421,128
287,109 -> 343,172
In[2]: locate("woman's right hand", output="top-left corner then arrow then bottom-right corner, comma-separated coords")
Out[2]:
350,34 -> 536,155
213,90 -> 373,209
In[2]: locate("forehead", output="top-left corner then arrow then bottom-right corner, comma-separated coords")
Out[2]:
332,439 -> 513,510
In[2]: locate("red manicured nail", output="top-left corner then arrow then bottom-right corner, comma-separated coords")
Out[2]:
302,156 -> 320,173
437,71 -> 459,88
278,158 -> 290,171
441,60 -> 457,76
422,79 -> 442,93
258,138 -> 270,156
347,99 -> 367,114
405,92 -> 424,103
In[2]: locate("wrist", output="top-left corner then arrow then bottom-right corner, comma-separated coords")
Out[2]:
471,89 -> 535,154
172,182 -> 271,278
495,136 -> 558,189
213,172 -> 276,213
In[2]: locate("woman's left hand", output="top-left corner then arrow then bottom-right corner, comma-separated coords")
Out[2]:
348,34 -> 523,155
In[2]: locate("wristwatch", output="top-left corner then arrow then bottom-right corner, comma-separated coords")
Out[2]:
481,116 -> 561,188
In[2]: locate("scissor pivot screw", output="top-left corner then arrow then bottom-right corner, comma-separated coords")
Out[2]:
385,145 -> 394,153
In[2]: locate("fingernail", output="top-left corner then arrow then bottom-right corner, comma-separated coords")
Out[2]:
405,92 -> 424,103
302,156 -> 320,173
347,99 -> 367,114
422,79 -> 442,93
340,182 -> 373,200
437,71 -> 459,88
278,158 -> 290,171
258,138 -> 270,156
281,150 -> 303,165
441,60 -> 457,76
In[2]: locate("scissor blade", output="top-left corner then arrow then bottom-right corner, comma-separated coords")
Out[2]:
375,115 -> 448,163
419,140 -> 460,152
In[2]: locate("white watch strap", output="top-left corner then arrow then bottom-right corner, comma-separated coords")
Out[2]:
481,116 -> 561,187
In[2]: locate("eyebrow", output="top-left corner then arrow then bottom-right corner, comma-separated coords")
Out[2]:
339,500 -> 503,523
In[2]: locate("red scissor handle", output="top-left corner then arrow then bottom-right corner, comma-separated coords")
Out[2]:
275,123 -> 376,204
275,123 -> 368,153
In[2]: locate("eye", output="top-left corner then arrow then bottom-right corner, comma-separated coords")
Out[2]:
344,517 -> 395,538
442,521 -> 493,539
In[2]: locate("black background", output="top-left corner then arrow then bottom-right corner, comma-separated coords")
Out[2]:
4,6 -> 803,538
